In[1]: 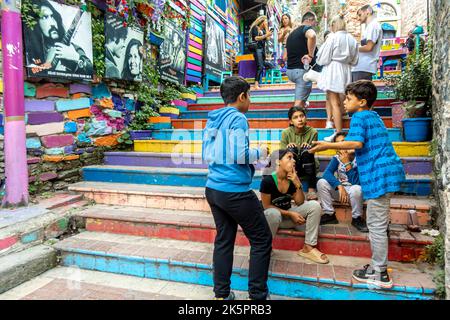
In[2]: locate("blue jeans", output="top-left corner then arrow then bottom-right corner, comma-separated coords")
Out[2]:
286,68 -> 313,102
253,48 -> 265,83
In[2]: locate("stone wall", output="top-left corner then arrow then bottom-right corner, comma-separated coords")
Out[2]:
431,0 -> 450,299
401,0 -> 428,35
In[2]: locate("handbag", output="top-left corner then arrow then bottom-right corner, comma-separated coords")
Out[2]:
303,63 -> 320,83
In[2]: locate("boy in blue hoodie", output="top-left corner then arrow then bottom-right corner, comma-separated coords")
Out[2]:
309,80 -> 405,289
317,132 -> 369,232
202,76 -> 271,300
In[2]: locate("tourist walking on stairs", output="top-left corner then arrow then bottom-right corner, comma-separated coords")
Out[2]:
278,14 -> 293,61
249,16 -> 273,90
317,14 -> 359,142
285,11 -> 318,108
352,5 -> 383,82
203,76 -> 272,300
309,80 -> 406,289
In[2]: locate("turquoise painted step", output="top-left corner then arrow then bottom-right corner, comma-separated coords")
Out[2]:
82,166 -> 432,196
180,107 -> 392,119
151,128 -> 403,142
196,92 -> 393,105
55,233 -> 435,300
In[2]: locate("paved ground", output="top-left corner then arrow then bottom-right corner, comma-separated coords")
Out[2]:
0,267 -> 297,300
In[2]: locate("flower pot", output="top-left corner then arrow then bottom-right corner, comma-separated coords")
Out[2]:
149,31 -> 164,46
130,130 -> 153,141
401,118 -> 432,142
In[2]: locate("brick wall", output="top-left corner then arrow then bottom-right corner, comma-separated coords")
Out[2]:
431,0 -> 450,299
401,0 -> 428,35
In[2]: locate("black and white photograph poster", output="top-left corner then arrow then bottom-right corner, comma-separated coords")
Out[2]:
159,19 -> 186,85
204,14 -> 227,79
104,13 -> 144,81
23,0 -> 93,80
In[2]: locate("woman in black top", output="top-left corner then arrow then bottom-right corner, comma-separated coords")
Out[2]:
249,16 -> 272,90
260,149 -> 328,264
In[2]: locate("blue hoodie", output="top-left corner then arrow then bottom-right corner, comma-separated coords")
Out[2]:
202,107 -> 262,192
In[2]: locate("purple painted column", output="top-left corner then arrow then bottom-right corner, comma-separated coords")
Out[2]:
1,0 -> 29,207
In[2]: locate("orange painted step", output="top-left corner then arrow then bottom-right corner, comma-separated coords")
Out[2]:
172,118 -> 393,130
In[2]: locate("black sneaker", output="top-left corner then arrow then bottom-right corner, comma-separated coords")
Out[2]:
352,264 -> 393,289
320,213 -> 339,225
213,291 -> 235,300
352,217 -> 369,232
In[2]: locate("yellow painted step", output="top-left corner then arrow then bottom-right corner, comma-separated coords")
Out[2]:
134,140 -> 430,157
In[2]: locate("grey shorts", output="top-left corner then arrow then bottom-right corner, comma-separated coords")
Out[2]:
286,68 -> 312,102
351,71 -> 374,82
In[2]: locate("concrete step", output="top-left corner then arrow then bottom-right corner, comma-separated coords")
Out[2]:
151,128 -> 403,142
180,107 -> 392,120
0,193 -> 89,257
0,245 -> 57,294
195,91 -> 394,105
75,205 -> 433,262
53,232 -> 436,300
133,140 -> 430,158
80,166 -> 432,196
171,117 -> 394,129
68,181 -> 432,227
104,152 -> 432,176
188,99 -> 396,111
0,266 -> 296,300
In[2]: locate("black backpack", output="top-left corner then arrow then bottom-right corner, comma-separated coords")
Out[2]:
287,146 -> 316,176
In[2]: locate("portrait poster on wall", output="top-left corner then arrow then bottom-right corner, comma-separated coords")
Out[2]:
104,13 -> 145,81
204,13 -> 227,79
158,19 -> 186,85
23,0 -> 94,80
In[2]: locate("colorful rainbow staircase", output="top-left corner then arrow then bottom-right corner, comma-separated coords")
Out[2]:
59,83 -> 436,300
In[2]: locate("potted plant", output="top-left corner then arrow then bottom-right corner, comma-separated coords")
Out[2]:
385,36 -> 432,142
129,104 -> 159,140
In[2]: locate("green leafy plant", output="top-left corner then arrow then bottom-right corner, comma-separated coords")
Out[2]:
401,101 -> 430,118
129,106 -> 159,131
88,2 -> 106,78
385,37 -> 432,106
21,0 -> 42,29
116,131 -> 134,150
422,233 -> 446,299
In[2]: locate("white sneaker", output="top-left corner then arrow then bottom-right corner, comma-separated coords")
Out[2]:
324,132 -> 337,142
325,121 -> 334,129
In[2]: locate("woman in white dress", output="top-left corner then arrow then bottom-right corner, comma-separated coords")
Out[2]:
317,15 -> 359,141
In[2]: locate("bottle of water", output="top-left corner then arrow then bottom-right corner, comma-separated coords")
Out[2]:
304,60 -> 310,71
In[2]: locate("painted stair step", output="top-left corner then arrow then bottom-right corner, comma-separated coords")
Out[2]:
151,128 -> 403,142
69,181 -> 432,226
196,92 -> 393,105
80,166 -> 432,196
171,118 -> 394,129
180,107 -> 392,120
103,152 -> 432,176
188,99 -> 396,111
133,140 -> 431,158
76,205 -> 433,262
54,232 -> 435,300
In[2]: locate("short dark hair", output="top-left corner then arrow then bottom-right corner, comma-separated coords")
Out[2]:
345,80 -> 378,108
302,11 -> 317,22
357,5 -> 374,15
324,30 -> 331,40
333,131 -> 348,142
220,76 -> 250,105
288,106 -> 307,120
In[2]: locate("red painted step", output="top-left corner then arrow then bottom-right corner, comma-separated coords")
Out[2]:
189,99 -> 396,111
172,117 -> 393,130
77,205 -> 433,263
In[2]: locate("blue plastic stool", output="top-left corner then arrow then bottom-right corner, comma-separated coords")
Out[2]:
220,71 -> 232,83
271,69 -> 283,84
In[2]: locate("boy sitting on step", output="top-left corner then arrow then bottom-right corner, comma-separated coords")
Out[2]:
309,80 -> 405,289
280,106 -> 319,201
317,132 -> 369,233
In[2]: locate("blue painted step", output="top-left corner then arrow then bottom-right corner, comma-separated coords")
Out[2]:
54,232 -> 435,300
82,166 -> 432,196
180,107 -> 392,120
151,128 -> 403,142
103,152 -> 432,176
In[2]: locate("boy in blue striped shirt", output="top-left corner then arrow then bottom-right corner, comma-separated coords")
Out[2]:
309,80 -> 405,288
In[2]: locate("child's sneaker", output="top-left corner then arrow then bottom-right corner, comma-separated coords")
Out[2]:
325,121 -> 334,129
351,217 -> 369,232
352,264 -> 393,289
213,291 -> 236,300
323,132 -> 337,142
320,213 -> 339,225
